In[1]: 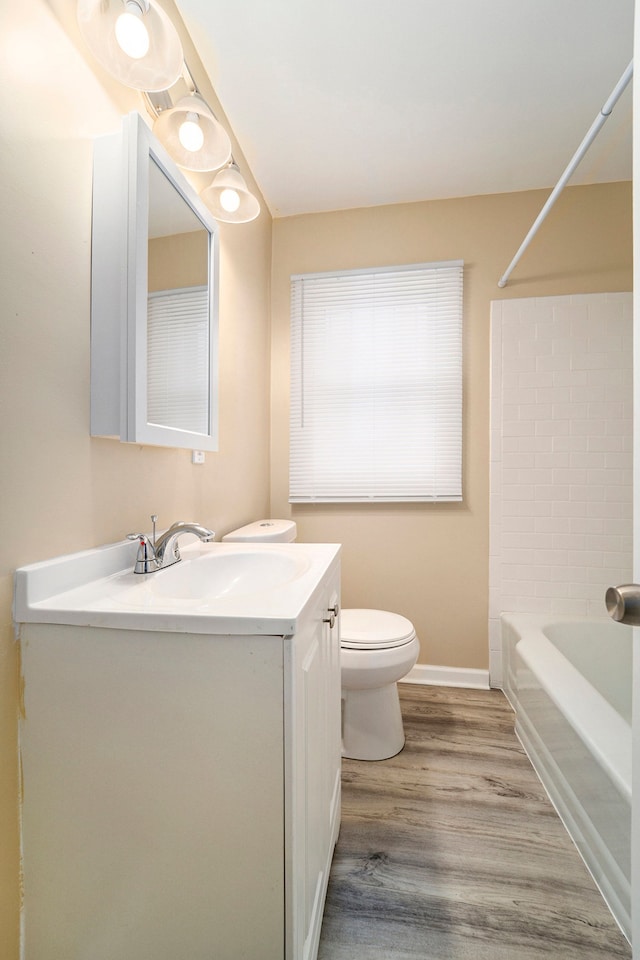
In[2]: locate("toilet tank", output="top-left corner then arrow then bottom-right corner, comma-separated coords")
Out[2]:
222,519 -> 297,543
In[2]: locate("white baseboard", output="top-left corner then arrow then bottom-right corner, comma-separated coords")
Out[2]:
401,663 -> 490,690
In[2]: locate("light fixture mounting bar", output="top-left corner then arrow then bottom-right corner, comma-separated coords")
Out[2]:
144,60 -> 211,118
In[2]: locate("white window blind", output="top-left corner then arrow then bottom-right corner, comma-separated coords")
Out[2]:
289,261 -> 463,503
147,285 -> 209,434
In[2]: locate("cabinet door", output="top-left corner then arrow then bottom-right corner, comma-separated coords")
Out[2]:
325,590 -> 342,848
20,626 -> 285,960
287,572 -> 341,960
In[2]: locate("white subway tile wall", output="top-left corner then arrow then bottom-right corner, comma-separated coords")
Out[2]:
489,293 -> 633,686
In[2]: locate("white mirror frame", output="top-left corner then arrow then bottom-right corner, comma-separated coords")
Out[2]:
90,112 -> 219,451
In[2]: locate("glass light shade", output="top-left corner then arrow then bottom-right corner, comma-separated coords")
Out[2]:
153,94 -> 232,172
201,165 -> 260,223
77,0 -> 183,92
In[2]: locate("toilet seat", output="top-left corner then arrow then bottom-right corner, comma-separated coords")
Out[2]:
340,608 -> 416,650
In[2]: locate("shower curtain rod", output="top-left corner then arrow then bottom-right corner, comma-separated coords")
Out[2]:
497,60 -> 633,288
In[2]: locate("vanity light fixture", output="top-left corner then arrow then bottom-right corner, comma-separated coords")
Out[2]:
201,163 -> 261,223
152,93 -> 232,172
77,0 -> 183,92
79,0 -> 261,224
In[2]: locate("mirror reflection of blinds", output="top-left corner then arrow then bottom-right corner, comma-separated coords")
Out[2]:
147,286 -> 209,435
289,261 -> 463,503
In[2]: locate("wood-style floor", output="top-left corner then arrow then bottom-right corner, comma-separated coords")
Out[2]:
318,684 -> 631,960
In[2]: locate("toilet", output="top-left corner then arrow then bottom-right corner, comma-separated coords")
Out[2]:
222,520 -> 420,762
340,609 -> 419,761
222,519 -> 298,543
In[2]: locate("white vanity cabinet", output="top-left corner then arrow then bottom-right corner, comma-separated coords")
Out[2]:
287,576 -> 341,960
16,543 -> 341,960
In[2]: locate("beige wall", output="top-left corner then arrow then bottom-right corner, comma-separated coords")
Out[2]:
0,1 -> 272,955
270,183 -> 632,673
148,230 -> 209,291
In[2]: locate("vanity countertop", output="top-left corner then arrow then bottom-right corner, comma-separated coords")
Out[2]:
14,539 -> 341,636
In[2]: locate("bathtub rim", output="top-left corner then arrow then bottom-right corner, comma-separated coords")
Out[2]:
501,611 -> 632,942
501,612 -> 631,802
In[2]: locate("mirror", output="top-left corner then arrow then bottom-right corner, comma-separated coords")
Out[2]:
90,112 -> 219,450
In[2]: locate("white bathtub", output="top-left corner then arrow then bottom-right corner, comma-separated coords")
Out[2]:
501,613 -> 631,941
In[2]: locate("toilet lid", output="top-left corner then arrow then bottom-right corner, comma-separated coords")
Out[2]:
340,608 -> 417,650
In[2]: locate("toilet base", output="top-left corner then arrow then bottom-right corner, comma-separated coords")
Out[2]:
341,682 -> 405,761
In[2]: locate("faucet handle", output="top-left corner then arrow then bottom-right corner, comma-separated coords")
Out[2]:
127,533 -> 159,574
127,532 -> 152,543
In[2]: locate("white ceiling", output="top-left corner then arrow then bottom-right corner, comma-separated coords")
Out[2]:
175,0 -> 634,218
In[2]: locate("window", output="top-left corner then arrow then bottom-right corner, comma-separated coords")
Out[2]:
147,285 -> 210,435
289,261 -> 463,503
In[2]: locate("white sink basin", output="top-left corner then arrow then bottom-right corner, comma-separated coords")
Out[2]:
14,540 -> 340,635
132,549 -> 310,602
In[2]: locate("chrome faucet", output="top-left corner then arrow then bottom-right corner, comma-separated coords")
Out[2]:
127,517 -> 215,574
